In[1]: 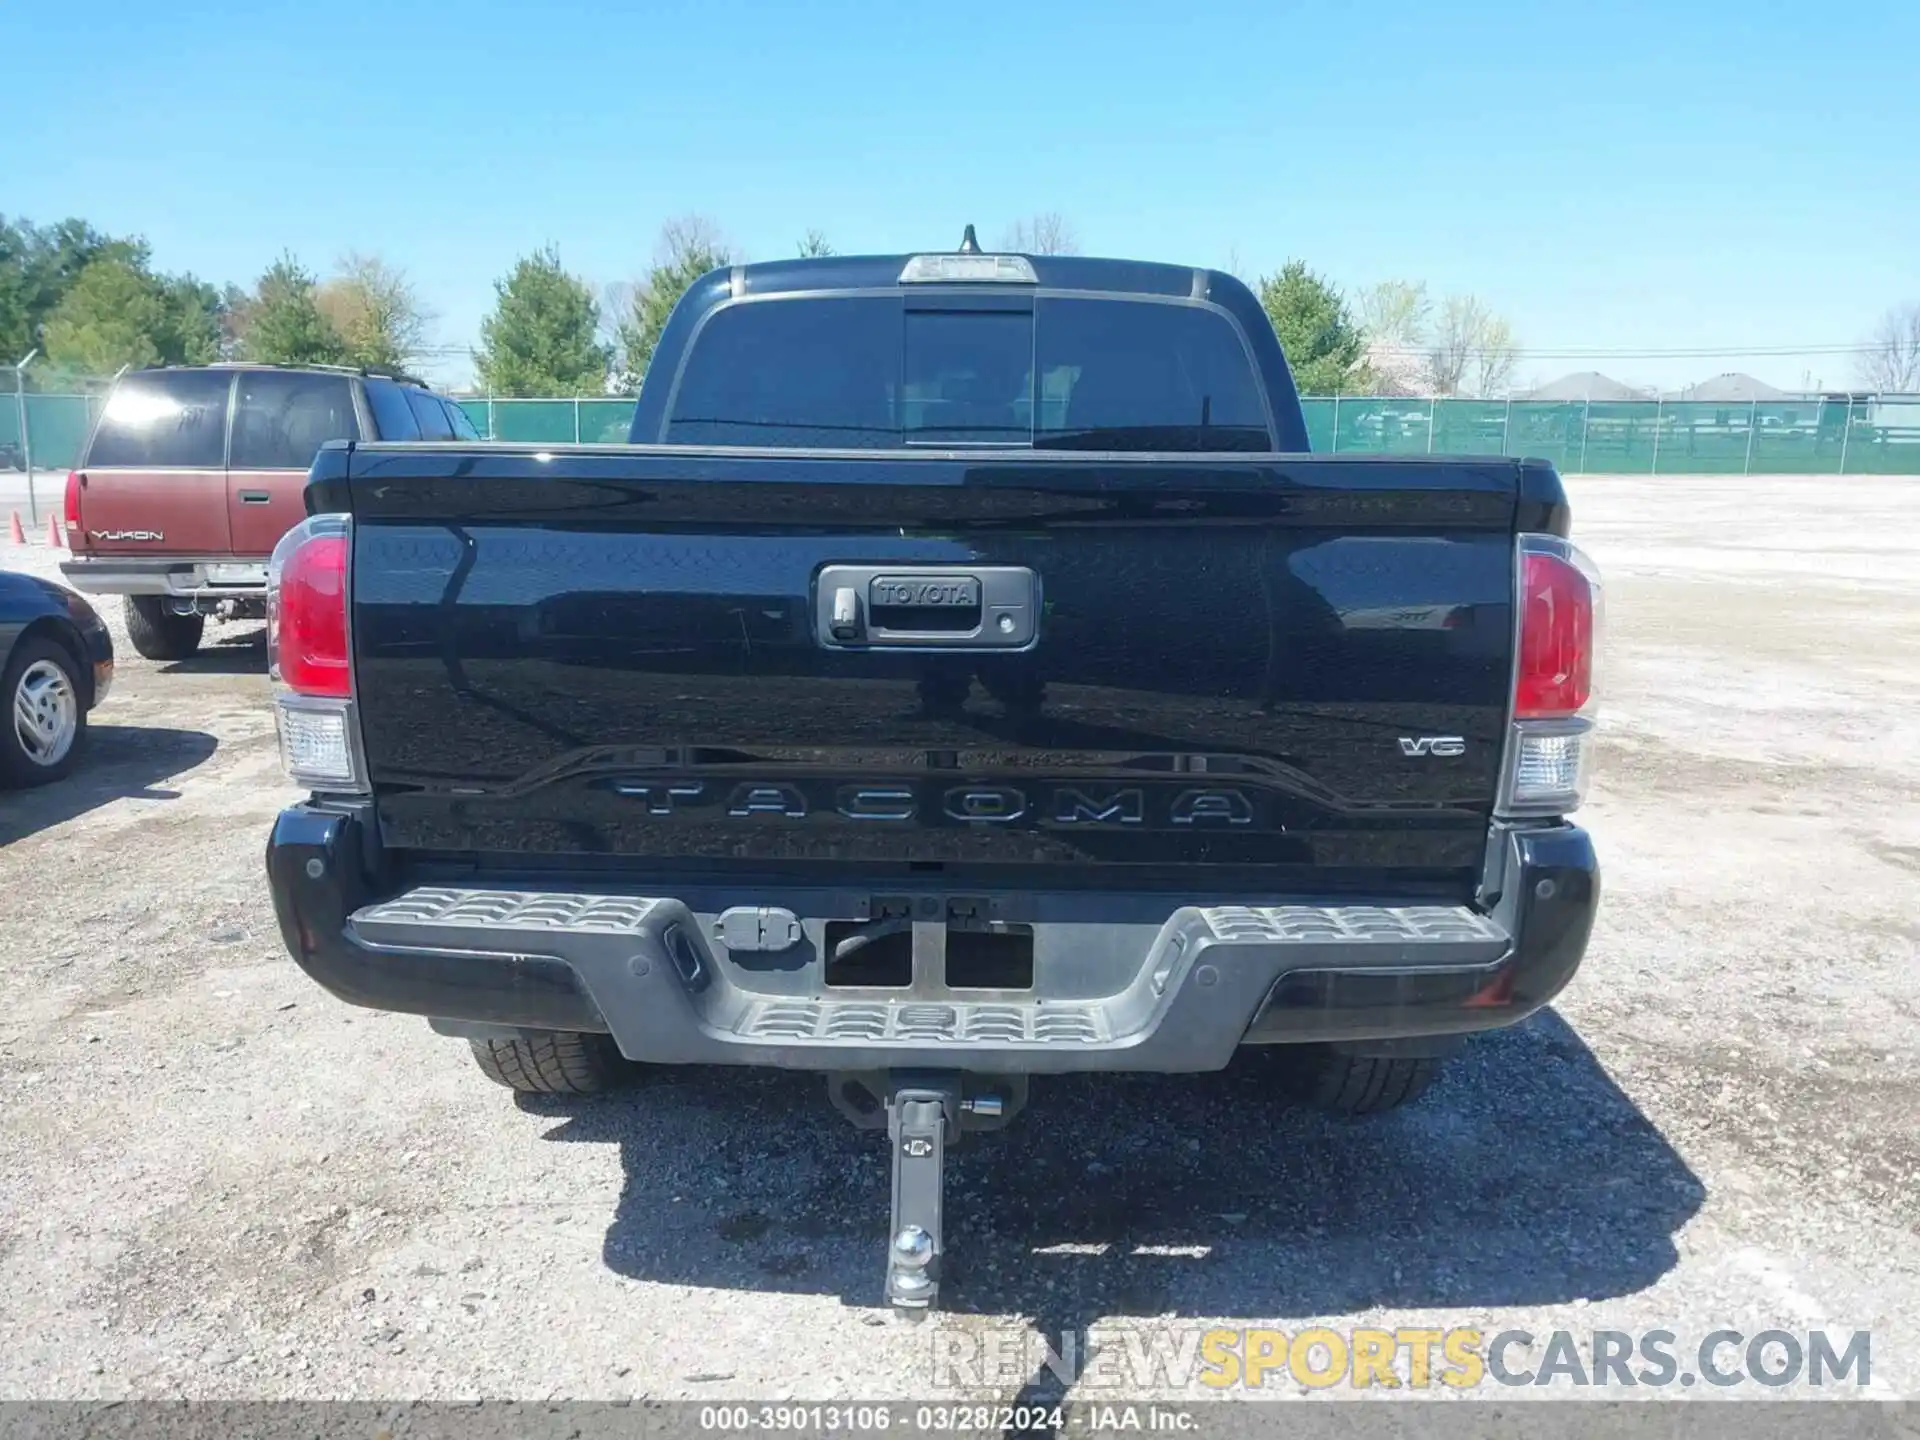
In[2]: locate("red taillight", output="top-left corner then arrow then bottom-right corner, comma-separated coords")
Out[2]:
276,533 -> 350,697
64,471 -> 81,532
1515,548 -> 1595,719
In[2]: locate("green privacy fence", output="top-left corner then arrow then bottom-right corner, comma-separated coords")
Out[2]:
1298,396 -> 1920,475
453,398 -> 633,445
0,391 -> 108,472
468,394 -> 1920,475
7,391 -> 1920,476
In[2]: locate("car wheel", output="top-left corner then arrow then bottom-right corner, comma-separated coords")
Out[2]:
124,595 -> 204,661
1,636 -> 87,787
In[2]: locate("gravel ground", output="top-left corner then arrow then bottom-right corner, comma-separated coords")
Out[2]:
0,475 -> 1915,1404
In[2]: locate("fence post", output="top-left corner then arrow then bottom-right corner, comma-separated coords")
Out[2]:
1838,397 -> 1852,475
1426,398 -> 1437,453
1578,398 -> 1590,474
487,394 -> 496,441
573,397 -> 582,444
12,349 -> 36,526
1650,398 -> 1663,475
1330,395 -> 1339,454
1503,397 -> 1512,456
1743,399 -> 1757,475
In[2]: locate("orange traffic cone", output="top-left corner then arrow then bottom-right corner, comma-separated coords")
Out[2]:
7,511 -> 23,545
45,513 -> 63,549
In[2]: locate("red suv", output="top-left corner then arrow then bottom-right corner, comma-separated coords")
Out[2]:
59,363 -> 479,660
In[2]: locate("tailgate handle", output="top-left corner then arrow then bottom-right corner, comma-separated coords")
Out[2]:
816,565 -> 1038,650
238,490 -> 271,504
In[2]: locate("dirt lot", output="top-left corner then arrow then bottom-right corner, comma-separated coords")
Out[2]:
1,475 -> 1915,1402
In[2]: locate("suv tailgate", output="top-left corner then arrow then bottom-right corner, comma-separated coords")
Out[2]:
73,369 -> 235,556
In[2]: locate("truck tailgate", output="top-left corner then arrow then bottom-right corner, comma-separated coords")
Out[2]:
341,447 -> 1522,891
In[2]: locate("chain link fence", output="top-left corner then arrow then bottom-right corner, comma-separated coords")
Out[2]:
6,389 -> 1919,487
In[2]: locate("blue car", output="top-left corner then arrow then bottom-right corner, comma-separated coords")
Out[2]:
0,567 -> 115,786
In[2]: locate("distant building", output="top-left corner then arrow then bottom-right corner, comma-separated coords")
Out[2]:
1667,372 -> 1789,403
1518,371 -> 1651,402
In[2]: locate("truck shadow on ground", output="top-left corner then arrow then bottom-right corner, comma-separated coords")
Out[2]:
159,626 -> 267,676
0,724 -> 217,844
536,1008 -> 1702,1362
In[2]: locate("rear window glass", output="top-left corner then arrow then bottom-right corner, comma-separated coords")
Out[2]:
364,378 -> 421,440
665,294 -> 1270,451
446,398 -> 482,440
1034,298 -> 1269,451
405,388 -> 454,440
231,372 -> 359,470
668,297 -> 899,447
86,370 -> 233,468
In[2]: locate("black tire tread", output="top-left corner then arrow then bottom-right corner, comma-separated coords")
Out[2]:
1281,1048 -> 1442,1116
124,596 -> 204,661
468,1032 -> 631,1094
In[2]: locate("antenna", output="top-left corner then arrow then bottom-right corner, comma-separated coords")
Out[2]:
957,225 -> 981,255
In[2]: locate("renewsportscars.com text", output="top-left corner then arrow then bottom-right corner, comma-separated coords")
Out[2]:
929,1326 -> 1874,1391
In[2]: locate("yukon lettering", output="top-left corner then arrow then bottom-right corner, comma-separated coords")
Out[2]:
88,529 -> 164,543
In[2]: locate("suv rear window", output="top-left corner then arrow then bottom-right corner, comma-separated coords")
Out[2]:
86,370 -> 233,468
364,378 -> 421,440
231,371 -> 360,470
405,387 -> 454,440
664,295 -> 1270,451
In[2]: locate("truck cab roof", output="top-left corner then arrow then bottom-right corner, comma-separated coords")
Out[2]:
630,250 -> 1310,452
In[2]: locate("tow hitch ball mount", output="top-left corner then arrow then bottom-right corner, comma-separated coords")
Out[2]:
827,1070 -> 1026,1312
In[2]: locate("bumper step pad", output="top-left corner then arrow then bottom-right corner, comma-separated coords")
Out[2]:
345,886 -> 1515,1072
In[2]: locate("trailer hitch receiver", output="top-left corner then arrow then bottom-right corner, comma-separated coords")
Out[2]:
827,1070 -> 1022,1311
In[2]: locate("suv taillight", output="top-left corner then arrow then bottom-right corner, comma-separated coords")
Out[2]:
1497,534 -> 1603,817
64,471 -> 81,536
267,514 -> 365,791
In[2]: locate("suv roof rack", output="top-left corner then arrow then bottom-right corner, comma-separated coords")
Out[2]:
168,360 -> 431,387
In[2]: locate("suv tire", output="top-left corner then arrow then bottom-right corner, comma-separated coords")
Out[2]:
1268,1046 -> 1443,1116
468,1032 -> 635,1094
124,596 -> 204,661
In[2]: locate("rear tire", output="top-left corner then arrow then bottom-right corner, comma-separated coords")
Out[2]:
1268,1046 -> 1443,1116
124,596 -> 204,661
468,1032 -> 635,1094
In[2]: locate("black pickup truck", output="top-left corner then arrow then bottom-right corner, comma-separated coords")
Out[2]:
265,236 -> 1601,1310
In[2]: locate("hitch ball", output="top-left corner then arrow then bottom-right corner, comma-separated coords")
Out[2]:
892,1226 -> 934,1268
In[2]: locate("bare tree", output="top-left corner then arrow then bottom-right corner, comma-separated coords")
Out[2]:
1470,313 -> 1520,397
1357,280 -> 1431,395
615,214 -> 737,391
1857,303 -> 1920,392
998,213 -> 1078,255
599,279 -> 637,364
797,229 -> 834,257
315,252 -> 434,370
1425,294 -> 1520,398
